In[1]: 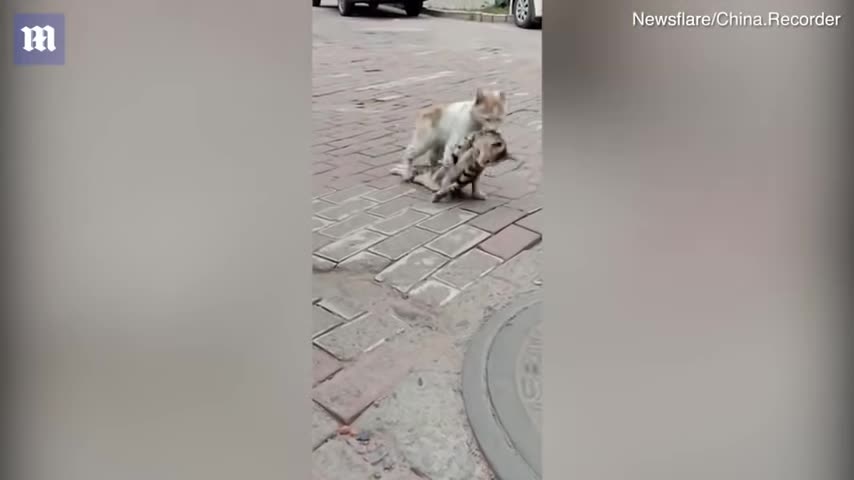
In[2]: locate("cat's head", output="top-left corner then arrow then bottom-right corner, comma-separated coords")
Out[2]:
473,129 -> 515,168
471,88 -> 506,129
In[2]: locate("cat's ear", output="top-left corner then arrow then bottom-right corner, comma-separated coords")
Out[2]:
475,88 -> 485,104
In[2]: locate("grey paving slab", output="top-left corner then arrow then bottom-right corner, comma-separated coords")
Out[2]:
313,216 -> 334,232
313,306 -> 345,338
409,279 -> 460,308
321,184 -> 377,204
314,312 -> 409,361
515,210 -> 543,234
313,232 -> 335,252
462,292 -> 542,480
432,248 -> 503,290
316,197 -> 377,221
313,347 -> 342,386
315,229 -> 386,262
425,224 -> 491,259
368,208 -> 429,236
312,437 -> 374,479
318,212 -> 382,239
312,402 -> 340,450
458,196 -> 510,214
375,247 -> 449,293
417,207 -> 476,234
313,199 -> 334,214
317,296 -> 366,322
366,195 -> 418,218
363,184 -> 415,203
467,206 -> 528,233
409,197 -> 461,216
478,224 -> 540,260
336,250 -> 391,274
313,255 -> 336,273
368,226 -> 437,261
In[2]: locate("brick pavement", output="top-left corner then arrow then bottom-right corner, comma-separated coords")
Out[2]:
311,6 -> 541,479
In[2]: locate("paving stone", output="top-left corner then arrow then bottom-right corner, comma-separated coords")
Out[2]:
318,212 -> 382,239
366,195 -> 417,218
316,197 -> 377,221
409,279 -> 460,308
314,312 -> 409,361
505,192 -> 542,214
489,244 -> 543,287
363,184 -> 415,203
315,230 -> 386,262
467,205 -> 528,233
458,195 -> 510,214
425,224 -> 491,259
515,210 -> 543,234
375,247 -> 449,293
313,306 -> 345,338
312,402 -> 340,449
313,199 -> 334,213
336,251 -> 391,274
313,342 -> 415,424
312,216 -> 334,232
315,236 -> 339,258
367,208 -> 428,235
367,175 -> 401,189
321,184 -> 377,204
317,296 -> 367,321
313,346 -> 343,385
416,208 -> 476,234
313,255 -> 336,273
312,437 -> 374,478
477,224 -> 541,260
409,197 -> 461,216
368,227 -> 437,261
432,248 -> 503,289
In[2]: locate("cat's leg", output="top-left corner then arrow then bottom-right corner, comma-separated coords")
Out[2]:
432,163 -> 461,203
470,178 -> 487,200
440,132 -> 463,169
432,182 -> 460,203
394,128 -> 436,181
427,145 -> 443,168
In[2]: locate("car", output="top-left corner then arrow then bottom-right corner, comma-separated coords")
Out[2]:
509,0 -> 542,29
312,0 -> 425,18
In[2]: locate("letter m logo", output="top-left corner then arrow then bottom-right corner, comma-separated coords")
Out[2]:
13,13 -> 66,66
21,25 -> 57,52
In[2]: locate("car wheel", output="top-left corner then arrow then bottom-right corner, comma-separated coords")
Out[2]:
338,0 -> 355,16
513,0 -> 536,29
312,0 -> 321,7
403,0 -> 423,17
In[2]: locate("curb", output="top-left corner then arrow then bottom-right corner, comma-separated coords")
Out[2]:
461,290 -> 542,480
423,7 -> 515,24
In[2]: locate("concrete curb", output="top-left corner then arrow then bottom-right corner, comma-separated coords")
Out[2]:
423,7 -> 515,24
461,291 -> 542,480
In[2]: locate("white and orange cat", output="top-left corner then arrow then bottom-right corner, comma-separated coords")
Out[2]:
391,88 -> 506,181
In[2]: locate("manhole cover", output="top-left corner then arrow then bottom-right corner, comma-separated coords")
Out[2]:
462,293 -> 542,480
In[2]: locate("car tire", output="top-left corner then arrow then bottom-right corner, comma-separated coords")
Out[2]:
338,0 -> 355,16
403,0 -> 423,17
312,0 -> 321,7
512,0 -> 537,29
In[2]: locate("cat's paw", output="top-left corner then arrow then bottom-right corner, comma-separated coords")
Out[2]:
431,193 -> 442,203
472,192 -> 488,201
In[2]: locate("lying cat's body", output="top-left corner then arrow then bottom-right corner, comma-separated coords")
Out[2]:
393,88 -> 506,181
431,128 -> 513,203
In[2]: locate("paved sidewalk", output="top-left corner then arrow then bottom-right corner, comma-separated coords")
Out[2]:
311,7 -> 541,479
